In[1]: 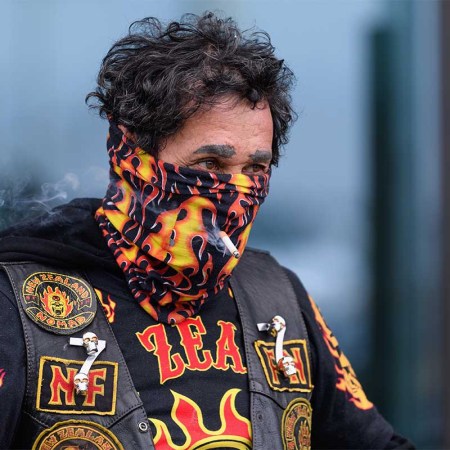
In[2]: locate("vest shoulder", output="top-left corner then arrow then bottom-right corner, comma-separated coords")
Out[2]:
239,247 -> 311,307
244,246 -> 271,256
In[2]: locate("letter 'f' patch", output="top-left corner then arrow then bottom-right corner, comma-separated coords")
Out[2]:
254,339 -> 313,392
36,356 -> 118,415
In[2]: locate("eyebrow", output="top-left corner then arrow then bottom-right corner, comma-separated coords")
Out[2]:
250,150 -> 272,164
193,145 -> 272,163
193,145 -> 236,158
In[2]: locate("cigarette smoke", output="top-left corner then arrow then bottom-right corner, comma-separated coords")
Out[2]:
29,173 -> 80,208
0,173 -> 80,230
207,226 -> 229,256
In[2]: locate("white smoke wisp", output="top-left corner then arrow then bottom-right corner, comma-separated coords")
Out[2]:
39,173 -> 80,204
20,173 -> 80,211
0,173 -> 81,230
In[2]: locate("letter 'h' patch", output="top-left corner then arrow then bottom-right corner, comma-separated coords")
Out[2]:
254,339 -> 313,392
36,356 -> 118,415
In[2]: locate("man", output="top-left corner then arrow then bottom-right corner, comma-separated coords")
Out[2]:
0,12 -> 413,449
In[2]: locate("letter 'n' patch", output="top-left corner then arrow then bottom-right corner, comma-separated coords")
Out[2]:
254,339 -> 313,392
36,356 -> 118,415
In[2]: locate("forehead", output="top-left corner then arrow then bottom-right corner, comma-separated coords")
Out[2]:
186,98 -> 272,135
169,98 -> 273,151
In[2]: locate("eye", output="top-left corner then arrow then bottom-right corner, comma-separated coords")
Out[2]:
243,164 -> 269,175
195,159 -> 222,172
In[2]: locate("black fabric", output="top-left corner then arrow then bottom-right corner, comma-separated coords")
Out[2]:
284,268 -> 415,450
0,198 -> 415,449
95,279 -> 251,448
0,275 -> 25,449
384,433 -> 417,449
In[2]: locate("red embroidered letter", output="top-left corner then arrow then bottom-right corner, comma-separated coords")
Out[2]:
49,366 -> 77,405
214,321 -> 246,373
177,317 -> 213,371
136,324 -> 186,383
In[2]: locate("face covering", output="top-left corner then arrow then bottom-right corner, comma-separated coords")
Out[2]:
96,123 -> 270,324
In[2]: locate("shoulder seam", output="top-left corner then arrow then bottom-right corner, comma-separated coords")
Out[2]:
244,246 -> 270,255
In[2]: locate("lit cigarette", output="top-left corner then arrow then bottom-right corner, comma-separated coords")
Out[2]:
219,231 -> 240,259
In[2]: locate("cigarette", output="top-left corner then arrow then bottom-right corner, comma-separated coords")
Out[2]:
219,231 -> 240,259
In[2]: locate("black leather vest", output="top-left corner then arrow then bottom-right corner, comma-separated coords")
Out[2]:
231,249 -> 313,449
2,248 -> 313,449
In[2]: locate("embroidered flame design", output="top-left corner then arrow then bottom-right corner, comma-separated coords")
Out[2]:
308,295 -> 373,410
94,289 -> 117,323
40,286 -> 73,318
0,369 -> 5,388
151,389 -> 252,449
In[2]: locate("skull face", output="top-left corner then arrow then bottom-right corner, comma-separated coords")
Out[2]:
82,332 -> 99,355
278,355 -> 297,377
270,315 -> 286,336
74,372 -> 89,395
50,294 -> 67,317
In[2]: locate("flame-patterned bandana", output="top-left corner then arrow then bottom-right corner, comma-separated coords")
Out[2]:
96,123 -> 270,324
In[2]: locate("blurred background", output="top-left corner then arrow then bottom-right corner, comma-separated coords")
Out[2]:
0,0 -> 446,447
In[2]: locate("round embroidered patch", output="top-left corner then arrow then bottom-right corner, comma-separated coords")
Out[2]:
32,420 -> 124,450
22,271 -> 96,334
281,398 -> 312,450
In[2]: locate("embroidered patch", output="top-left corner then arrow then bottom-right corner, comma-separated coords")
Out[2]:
0,368 -> 5,388
22,271 -> 96,334
32,420 -> 124,450
36,356 -> 118,415
254,339 -> 313,392
282,398 -> 312,450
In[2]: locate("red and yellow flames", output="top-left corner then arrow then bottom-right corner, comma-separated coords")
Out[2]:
0,369 -> 5,388
308,295 -> 373,410
40,286 -> 73,318
151,389 -> 252,449
94,289 -> 117,323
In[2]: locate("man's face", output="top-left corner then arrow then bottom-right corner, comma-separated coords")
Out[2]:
158,97 -> 273,175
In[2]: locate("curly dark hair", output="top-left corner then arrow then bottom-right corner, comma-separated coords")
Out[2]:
86,12 -> 296,165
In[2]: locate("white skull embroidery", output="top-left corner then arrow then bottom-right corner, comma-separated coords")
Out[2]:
270,315 -> 286,336
74,372 -> 89,395
278,355 -> 297,377
82,332 -> 99,355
